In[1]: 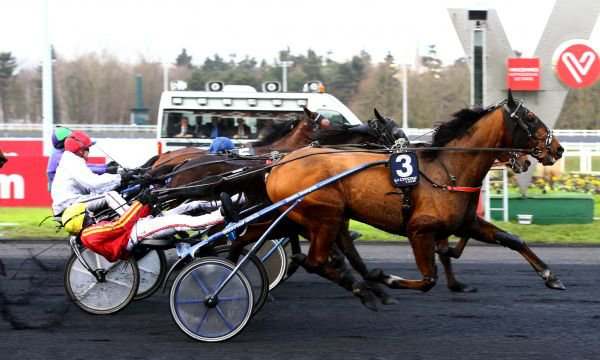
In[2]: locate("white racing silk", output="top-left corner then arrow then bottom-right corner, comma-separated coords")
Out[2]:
51,151 -> 121,215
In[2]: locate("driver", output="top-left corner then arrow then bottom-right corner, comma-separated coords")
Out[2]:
51,130 -> 125,216
61,191 -> 241,262
47,127 -> 109,190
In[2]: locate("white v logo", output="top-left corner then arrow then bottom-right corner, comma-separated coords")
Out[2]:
561,51 -> 597,83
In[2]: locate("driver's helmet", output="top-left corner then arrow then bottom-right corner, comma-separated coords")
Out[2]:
61,203 -> 88,235
209,137 -> 235,154
64,131 -> 95,158
52,127 -> 72,150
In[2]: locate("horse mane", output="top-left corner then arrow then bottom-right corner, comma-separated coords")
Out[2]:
310,124 -> 375,144
423,106 -> 497,160
141,154 -> 159,168
252,118 -> 301,147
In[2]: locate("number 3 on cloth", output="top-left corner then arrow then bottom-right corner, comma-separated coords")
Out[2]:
389,152 -> 419,187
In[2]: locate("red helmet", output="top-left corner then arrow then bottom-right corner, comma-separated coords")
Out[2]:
64,131 -> 95,158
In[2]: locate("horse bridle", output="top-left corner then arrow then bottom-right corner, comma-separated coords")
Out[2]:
368,118 -> 397,146
503,100 -> 553,159
312,113 -> 324,131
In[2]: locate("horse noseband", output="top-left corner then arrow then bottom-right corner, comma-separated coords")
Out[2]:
505,101 -> 552,157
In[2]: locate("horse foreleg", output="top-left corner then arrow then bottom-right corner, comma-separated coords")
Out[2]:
468,217 -> 565,290
368,227 -> 438,292
437,236 -> 469,259
436,237 -> 477,293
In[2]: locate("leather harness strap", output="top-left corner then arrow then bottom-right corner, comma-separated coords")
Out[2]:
418,169 -> 482,193
445,185 -> 481,193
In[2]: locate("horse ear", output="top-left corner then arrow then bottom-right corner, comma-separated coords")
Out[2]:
302,106 -> 314,119
373,108 -> 385,122
507,88 -> 516,107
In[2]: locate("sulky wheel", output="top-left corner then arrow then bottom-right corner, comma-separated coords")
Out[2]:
133,249 -> 167,301
213,245 -> 269,315
170,257 -> 253,342
253,239 -> 288,290
64,248 -> 139,315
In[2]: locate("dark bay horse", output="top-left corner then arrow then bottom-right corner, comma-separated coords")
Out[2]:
147,106 -> 332,174
265,92 -> 565,308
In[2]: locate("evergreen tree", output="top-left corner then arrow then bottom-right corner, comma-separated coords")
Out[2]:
175,48 -> 192,68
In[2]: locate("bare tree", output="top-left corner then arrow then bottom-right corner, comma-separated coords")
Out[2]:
0,52 -> 17,122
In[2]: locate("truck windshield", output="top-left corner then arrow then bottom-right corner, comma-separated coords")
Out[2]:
161,110 -> 302,139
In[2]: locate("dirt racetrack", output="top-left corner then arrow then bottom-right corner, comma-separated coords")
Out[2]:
0,241 -> 598,360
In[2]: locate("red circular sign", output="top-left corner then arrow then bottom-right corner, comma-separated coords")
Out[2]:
553,40 -> 600,89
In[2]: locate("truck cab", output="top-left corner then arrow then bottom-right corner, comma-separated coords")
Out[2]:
156,81 -> 362,153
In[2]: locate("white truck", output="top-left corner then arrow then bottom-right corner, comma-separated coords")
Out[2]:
155,81 -> 362,153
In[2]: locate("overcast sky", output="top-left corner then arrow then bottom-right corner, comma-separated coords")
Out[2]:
1,0 -> 599,68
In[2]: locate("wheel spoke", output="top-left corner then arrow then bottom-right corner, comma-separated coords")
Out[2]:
76,282 -> 98,299
138,265 -> 159,274
191,270 -> 210,295
72,266 -> 97,278
215,267 -> 231,291
105,261 -> 126,272
215,305 -> 235,331
218,296 -> 245,302
106,278 -> 131,288
176,299 -> 204,305
195,307 -> 210,334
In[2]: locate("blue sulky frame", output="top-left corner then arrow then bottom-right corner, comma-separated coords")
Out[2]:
173,159 -> 388,303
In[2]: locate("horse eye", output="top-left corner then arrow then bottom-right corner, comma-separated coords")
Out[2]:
526,112 -> 536,122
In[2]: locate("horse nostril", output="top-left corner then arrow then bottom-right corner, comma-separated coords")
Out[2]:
557,146 -> 564,158
525,160 -> 531,168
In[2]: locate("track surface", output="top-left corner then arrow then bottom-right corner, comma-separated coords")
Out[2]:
0,241 -> 599,360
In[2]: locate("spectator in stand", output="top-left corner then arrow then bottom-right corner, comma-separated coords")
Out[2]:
233,118 -> 252,139
202,118 -> 225,139
175,116 -> 194,137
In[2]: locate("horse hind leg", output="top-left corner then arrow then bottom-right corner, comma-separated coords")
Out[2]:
294,224 -> 380,311
468,217 -> 565,290
335,228 -> 398,305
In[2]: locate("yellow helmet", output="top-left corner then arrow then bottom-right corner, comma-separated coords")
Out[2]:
61,203 -> 87,235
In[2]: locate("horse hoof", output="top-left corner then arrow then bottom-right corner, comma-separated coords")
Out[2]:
381,295 -> 399,305
349,231 -> 362,241
366,268 -> 384,281
352,282 -> 379,312
290,253 -> 307,265
545,277 -> 566,290
286,262 -> 300,278
448,282 -> 478,293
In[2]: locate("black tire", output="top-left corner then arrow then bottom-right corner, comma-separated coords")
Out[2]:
64,249 -> 139,315
213,245 -> 269,316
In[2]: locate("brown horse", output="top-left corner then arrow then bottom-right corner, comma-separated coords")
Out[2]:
162,109 -> 540,295
0,149 -> 7,168
265,92 -> 564,309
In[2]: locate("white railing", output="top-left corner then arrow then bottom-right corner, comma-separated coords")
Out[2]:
0,123 -> 157,132
1,124 -> 598,136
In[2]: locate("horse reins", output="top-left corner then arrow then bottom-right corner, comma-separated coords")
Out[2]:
154,100 -> 552,197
